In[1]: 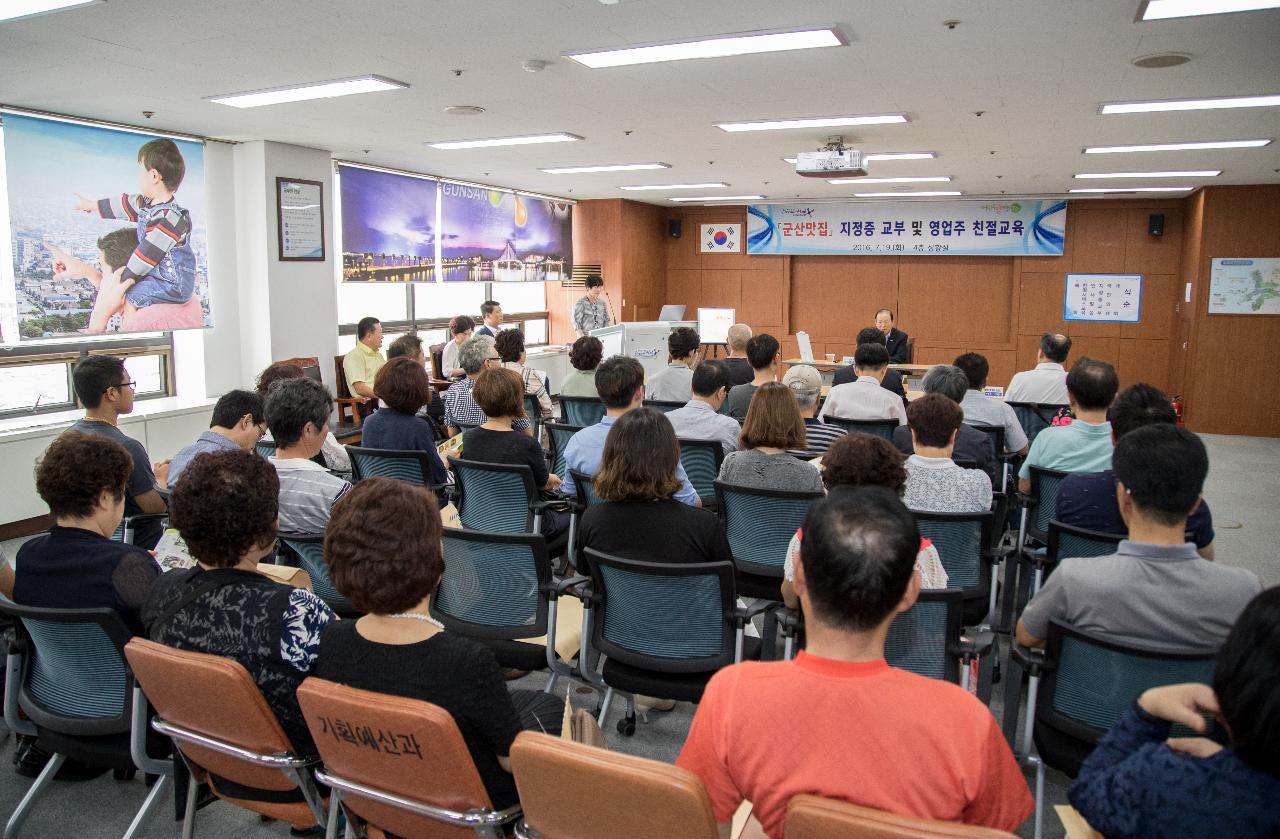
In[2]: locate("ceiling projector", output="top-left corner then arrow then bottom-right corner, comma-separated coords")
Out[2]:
795,148 -> 867,178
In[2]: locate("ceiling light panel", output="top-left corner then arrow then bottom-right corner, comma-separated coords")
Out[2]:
1074,170 -> 1220,178
718,114 -> 908,132
669,195 -> 764,202
1101,94 -> 1280,114
208,75 -> 407,108
566,27 -> 843,68
1084,139 -> 1272,153
1139,0 -> 1280,20
828,176 -> 952,185
540,163 -> 669,174
1069,187 -> 1195,193
620,182 -> 727,191
428,133 -> 583,150
0,0 -> 101,23
853,191 -> 963,197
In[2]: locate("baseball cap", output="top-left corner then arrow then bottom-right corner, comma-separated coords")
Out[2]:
782,364 -> 822,396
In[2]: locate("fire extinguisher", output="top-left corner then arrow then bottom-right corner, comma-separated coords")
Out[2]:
1172,395 -> 1185,427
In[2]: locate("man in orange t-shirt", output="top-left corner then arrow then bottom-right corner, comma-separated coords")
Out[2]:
676,487 -> 1032,838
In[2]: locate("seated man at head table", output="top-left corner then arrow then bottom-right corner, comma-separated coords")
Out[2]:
817,342 -> 907,426
832,326 -> 907,403
875,307 -> 911,364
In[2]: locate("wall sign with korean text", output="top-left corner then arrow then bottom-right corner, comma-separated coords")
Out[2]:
1064,274 -> 1141,323
746,199 -> 1066,256
700,223 -> 741,253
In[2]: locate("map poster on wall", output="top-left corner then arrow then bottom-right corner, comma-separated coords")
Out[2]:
1208,258 -> 1280,315
1064,274 -> 1141,323
746,199 -> 1066,256
439,183 -> 572,282
2,111 -> 211,339
338,164 -> 437,282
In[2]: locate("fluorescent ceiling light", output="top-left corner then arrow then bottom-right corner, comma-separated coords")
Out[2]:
853,191 -> 963,197
540,163 -> 669,174
1139,0 -> 1280,20
620,182 -> 727,191
783,152 -> 935,164
669,195 -> 764,202
566,27 -> 843,69
208,75 -> 407,108
1069,187 -> 1195,193
828,176 -> 952,185
428,133 -> 583,150
1074,170 -> 1220,178
0,0 -> 101,23
718,114 -> 908,133
1101,94 -> 1280,114
1084,139 -> 1271,153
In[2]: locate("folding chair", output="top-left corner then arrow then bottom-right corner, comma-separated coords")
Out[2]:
0,601 -> 172,839
124,638 -> 329,836
280,535 -> 358,615
714,480 -> 822,600
558,396 -> 605,428
785,794 -> 1017,839
297,678 -> 522,839
642,399 -> 686,414
821,417 -> 899,440
510,731 -> 720,839
884,588 -> 995,702
677,438 -> 725,509
912,511 -> 996,627
1005,402 -> 1067,446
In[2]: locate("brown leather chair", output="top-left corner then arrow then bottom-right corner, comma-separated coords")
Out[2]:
508,731 -> 720,839
296,677 -> 521,839
123,638 -> 328,834
333,354 -> 366,427
784,795 -> 1018,839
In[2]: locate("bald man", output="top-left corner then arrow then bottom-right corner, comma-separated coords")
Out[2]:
722,323 -> 754,386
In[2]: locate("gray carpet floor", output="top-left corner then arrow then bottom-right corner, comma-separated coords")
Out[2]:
0,432 -> 1274,837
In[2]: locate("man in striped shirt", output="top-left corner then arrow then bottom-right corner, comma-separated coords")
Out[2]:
264,377 -> 351,536
74,138 -> 196,309
783,364 -> 846,458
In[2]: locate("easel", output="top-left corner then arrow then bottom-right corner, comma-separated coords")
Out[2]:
700,343 -> 727,361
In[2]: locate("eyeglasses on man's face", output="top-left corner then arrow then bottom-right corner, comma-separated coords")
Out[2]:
107,380 -> 137,393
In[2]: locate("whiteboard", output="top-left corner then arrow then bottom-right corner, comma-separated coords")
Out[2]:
1064,274 -> 1141,323
697,307 -> 736,344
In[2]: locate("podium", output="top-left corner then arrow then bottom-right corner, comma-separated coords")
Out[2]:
591,321 -> 695,382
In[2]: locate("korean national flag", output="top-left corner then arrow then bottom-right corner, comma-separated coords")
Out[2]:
700,224 -> 741,253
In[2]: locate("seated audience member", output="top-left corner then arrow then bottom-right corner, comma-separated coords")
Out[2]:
168,389 -> 265,486
15,432 -> 159,634
724,333 -> 780,421
722,323 -> 755,387
475,300 -> 502,338
1068,586 -> 1280,838
64,355 -> 167,549
441,335 -> 531,437
578,407 -> 731,566
953,352 -> 1029,456
560,335 -> 604,398
265,377 -> 352,535
1005,331 -> 1071,405
359,357 -> 449,491
255,362 -> 351,474
665,359 -> 741,455
1017,424 -> 1261,653
818,342 -> 907,426
679,488 -> 1032,837
902,393 -> 993,513
386,332 -> 446,428
342,315 -> 386,409
1057,383 -> 1215,559
144,449 -> 336,753
782,364 -> 846,457
892,365 -> 996,479
316,478 -> 563,812
1017,357 -> 1119,494
561,356 -> 699,506
719,382 -> 823,495
441,315 -> 475,378
833,327 -> 907,402
463,368 -> 568,538
494,328 -> 552,420
647,326 -> 701,402
781,434 -> 948,606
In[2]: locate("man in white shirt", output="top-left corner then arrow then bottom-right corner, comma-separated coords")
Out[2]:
666,360 -> 741,455
1005,332 -> 1071,405
818,342 -> 907,425
954,352 -> 1029,456
647,326 -> 701,402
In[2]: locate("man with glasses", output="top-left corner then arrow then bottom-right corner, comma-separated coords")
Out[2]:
64,355 -> 168,548
441,334 -> 532,438
167,390 -> 267,486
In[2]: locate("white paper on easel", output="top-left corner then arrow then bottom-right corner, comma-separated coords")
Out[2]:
796,331 -> 814,362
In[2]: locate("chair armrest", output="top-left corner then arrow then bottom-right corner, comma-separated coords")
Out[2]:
1010,644 -> 1045,677
773,605 -> 803,637
958,629 -> 996,661
543,575 -> 591,600
730,599 -> 777,626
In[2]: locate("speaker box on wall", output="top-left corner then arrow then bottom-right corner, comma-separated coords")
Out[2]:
668,219 -> 681,238
1148,213 -> 1165,237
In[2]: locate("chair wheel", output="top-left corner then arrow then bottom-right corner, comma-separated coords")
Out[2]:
617,717 -> 636,736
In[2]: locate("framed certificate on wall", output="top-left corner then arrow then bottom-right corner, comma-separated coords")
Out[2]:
276,177 -> 325,261
1064,273 -> 1141,323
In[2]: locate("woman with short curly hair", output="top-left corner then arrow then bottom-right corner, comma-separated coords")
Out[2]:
494,328 -> 552,419
315,478 -> 563,812
560,335 -> 603,398
142,449 -> 336,753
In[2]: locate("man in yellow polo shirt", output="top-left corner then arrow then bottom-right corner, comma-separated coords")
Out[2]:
342,316 -> 385,417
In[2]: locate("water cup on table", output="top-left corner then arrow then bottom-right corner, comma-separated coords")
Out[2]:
824,353 -> 836,363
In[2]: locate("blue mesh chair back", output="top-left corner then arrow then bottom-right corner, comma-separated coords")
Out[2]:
884,589 -> 963,683
0,599 -> 133,735
256,439 -> 277,458
914,511 -> 993,625
583,549 -> 736,673
643,399 -> 685,414
450,457 -> 538,533
969,423 -> 1006,460
1048,520 -> 1123,566
678,439 -> 725,504
1028,466 -> 1069,543
1006,402 -> 1067,445
281,536 -> 357,614
544,422 -> 581,480
346,445 -> 441,489
570,469 -> 603,507
524,395 -> 543,442
821,417 -> 898,440
430,529 -> 550,640
714,481 -> 821,578
560,396 -> 605,428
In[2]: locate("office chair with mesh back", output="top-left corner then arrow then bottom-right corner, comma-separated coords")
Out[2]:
1007,466 -> 1071,629
912,510 -> 996,627
1005,402 -> 1067,446
884,588 -> 994,700
449,457 -> 561,538
544,422 -> 581,481
821,417 -> 899,440
559,396 -> 605,427
677,438 -> 725,509
714,480 -> 822,601
278,534 -> 358,615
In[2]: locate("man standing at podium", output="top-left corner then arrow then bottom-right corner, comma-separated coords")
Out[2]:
876,308 -> 910,364
573,274 -> 611,338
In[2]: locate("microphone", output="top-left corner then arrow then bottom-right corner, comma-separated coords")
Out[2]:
603,290 -> 618,325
